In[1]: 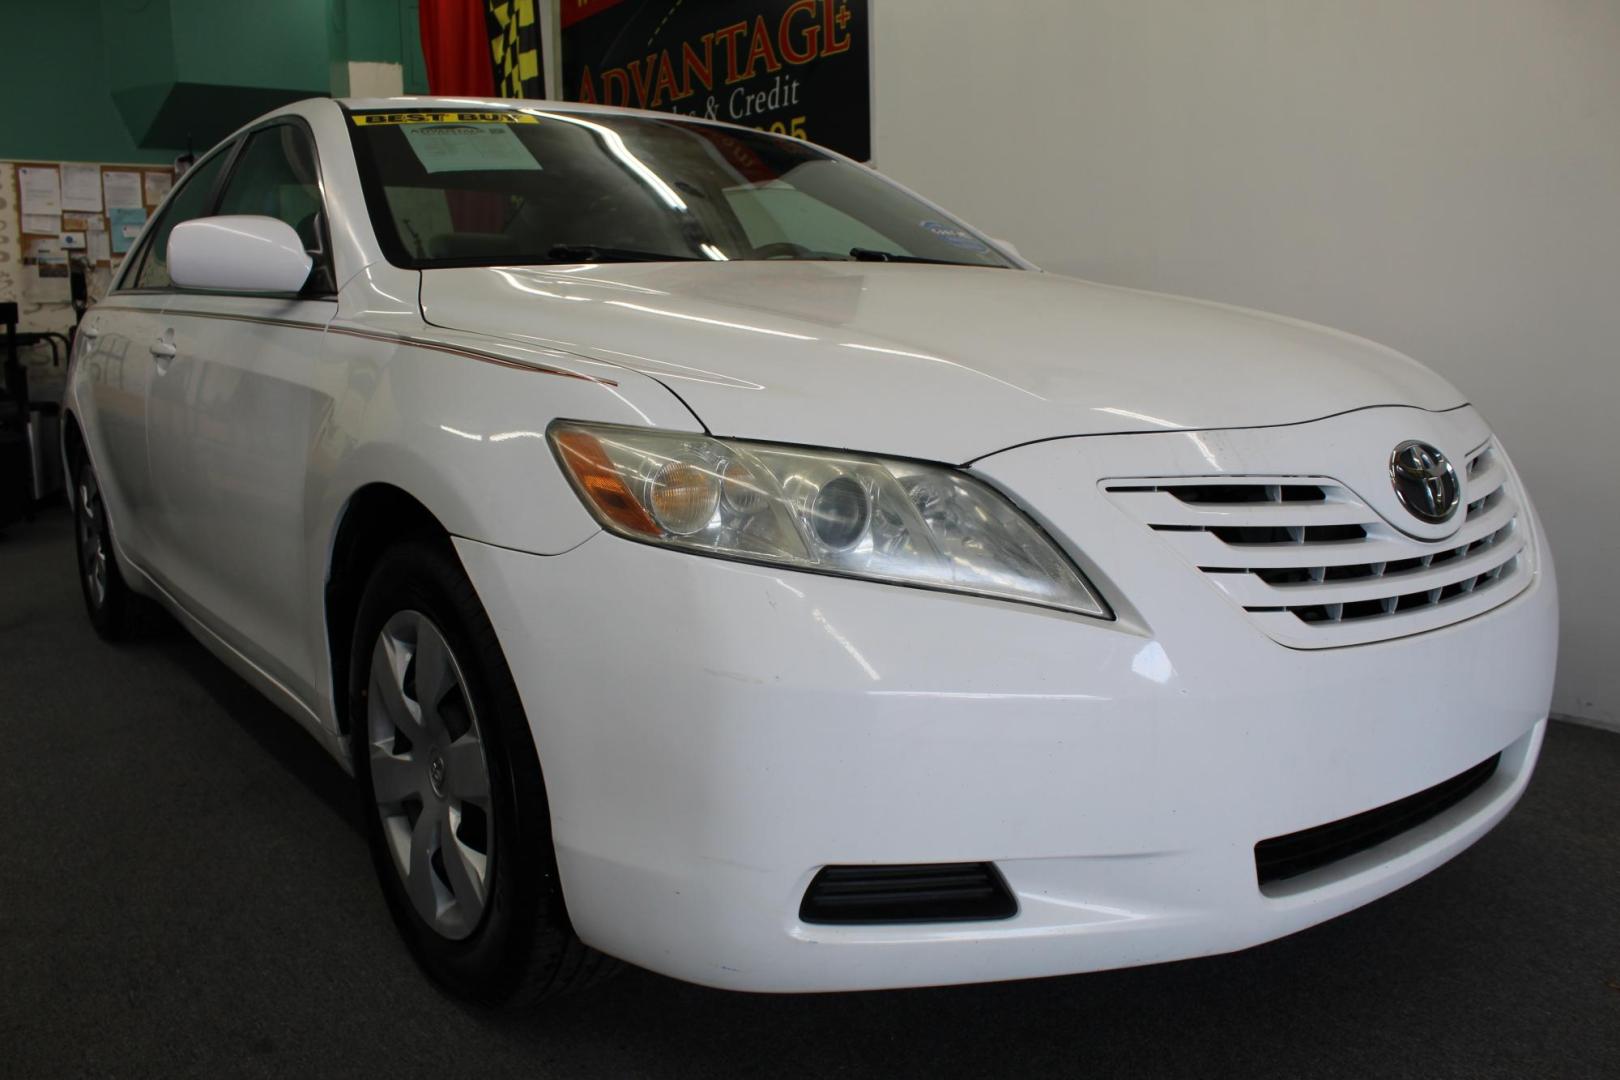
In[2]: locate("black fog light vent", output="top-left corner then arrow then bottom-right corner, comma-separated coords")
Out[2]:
799,862 -> 1017,924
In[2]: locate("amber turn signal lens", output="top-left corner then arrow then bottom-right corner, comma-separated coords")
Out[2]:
553,429 -> 661,536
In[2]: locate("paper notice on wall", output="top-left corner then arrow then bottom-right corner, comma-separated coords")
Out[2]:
103,170 -> 143,210
109,206 -> 147,253
87,221 -> 111,264
61,163 -> 103,212
143,170 -> 173,206
22,236 -> 70,302
86,265 -> 112,302
19,166 -> 63,216
22,213 -> 60,234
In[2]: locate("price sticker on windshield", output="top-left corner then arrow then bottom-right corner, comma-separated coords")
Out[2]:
399,122 -> 542,173
351,111 -> 540,125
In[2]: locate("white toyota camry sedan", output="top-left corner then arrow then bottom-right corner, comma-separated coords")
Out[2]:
65,96 -> 1558,1003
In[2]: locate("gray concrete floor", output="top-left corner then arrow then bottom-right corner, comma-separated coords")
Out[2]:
2,503 -> 1616,1079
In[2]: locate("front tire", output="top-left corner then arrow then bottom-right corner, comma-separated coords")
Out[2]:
348,539 -> 617,1006
72,457 -> 133,641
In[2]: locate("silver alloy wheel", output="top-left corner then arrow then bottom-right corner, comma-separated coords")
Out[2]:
367,610 -> 495,940
76,470 -> 108,608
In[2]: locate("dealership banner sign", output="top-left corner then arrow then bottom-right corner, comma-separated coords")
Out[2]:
561,0 -> 871,160
488,0 -> 544,98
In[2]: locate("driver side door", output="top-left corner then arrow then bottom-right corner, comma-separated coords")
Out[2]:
143,120 -> 340,710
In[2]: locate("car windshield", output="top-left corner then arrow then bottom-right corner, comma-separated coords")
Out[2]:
346,109 -> 1017,270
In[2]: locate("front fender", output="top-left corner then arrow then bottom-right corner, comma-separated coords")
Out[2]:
315,323 -> 702,556
301,310 -> 703,741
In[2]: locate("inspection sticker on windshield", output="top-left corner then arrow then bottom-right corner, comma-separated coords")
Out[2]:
399,122 -> 541,173
352,111 -> 539,125
919,220 -> 989,252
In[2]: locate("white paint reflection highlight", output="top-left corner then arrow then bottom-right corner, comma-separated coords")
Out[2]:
590,347 -> 766,391
600,383 -> 654,424
360,267 -> 406,305
492,268 -> 572,300
1012,894 -> 1156,921
490,270 -> 593,302
867,690 -> 1103,702
607,301 -> 816,341
839,343 -> 948,362
526,110 -> 688,211
534,266 -> 668,291
1130,642 -> 1173,684
811,608 -> 880,681
1186,432 -> 1222,470
489,430 -> 546,442
1097,406 -> 1180,428
838,343 -> 1044,400
440,425 -> 483,441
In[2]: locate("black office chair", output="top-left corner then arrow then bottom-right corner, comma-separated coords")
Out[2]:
0,301 -> 32,529
0,299 -> 76,528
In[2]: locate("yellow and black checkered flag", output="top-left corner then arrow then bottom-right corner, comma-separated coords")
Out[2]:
486,0 -> 542,98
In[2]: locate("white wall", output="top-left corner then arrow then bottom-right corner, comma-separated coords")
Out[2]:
872,0 -> 1620,725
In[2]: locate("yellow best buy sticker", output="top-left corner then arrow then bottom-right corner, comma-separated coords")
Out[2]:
351,111 -> 540,126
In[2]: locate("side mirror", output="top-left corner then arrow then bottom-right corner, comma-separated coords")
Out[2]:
169,215 -> 314,293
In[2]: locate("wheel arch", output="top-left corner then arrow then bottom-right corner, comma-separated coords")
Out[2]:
315,417 -> 604,741
323,482 -> 452,737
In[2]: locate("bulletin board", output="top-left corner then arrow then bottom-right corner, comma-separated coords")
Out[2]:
0,158 -> 176,338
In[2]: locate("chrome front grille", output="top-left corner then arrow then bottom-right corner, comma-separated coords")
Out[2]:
1105,442 -> 1531,648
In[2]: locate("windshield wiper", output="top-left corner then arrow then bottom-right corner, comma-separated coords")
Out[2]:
546,244 -> 703,263
847,247 -> 990,267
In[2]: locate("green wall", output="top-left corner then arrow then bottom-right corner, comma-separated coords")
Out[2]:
0,0 -> 428,163
349,0 -> 432,94
169,0 -> 339,89
0,0 -> 173,163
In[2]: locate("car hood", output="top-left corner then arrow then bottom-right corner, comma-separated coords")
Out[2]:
418,262 -> 1464,463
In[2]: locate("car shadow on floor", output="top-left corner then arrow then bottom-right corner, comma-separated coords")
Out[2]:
134,602 -> 365,840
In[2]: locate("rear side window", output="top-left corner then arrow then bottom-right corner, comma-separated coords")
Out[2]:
130,149 -> 232,290
216,125 -> 325,251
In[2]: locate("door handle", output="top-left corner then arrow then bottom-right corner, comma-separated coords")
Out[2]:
150,337 -> 177,373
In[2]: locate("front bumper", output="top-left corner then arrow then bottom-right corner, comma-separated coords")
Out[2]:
454,406 -> 1558,992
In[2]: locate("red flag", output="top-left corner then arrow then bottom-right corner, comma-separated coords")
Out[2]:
418,0 -> 496,96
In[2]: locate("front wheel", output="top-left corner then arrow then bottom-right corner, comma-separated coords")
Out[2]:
72,457 -> 134,640
349,539 -> 618,1006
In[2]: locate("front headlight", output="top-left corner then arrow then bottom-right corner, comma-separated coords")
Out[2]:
549,421 -> 1110,618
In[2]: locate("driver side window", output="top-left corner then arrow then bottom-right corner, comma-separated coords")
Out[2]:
130,148 -> 232,290
216,124 -> 326,252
